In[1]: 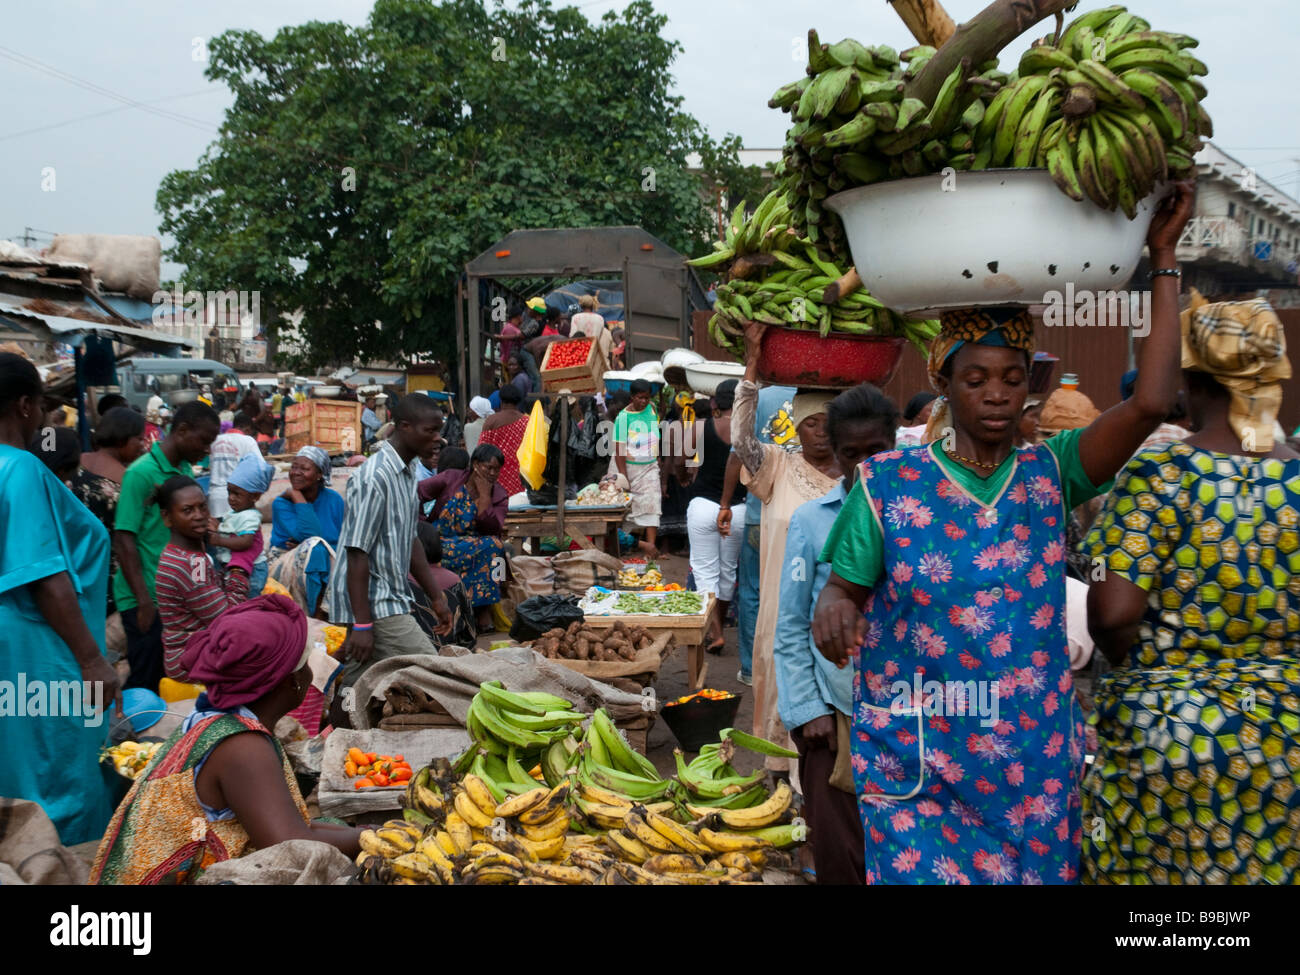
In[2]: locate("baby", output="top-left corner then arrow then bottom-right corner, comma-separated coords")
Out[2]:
208,452 -> 272,597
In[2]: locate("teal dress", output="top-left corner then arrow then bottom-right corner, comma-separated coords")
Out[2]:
0,443 -> 115,845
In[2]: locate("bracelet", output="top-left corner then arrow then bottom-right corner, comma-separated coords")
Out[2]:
1151,266 -> 1181,278
351,622 -> 374,631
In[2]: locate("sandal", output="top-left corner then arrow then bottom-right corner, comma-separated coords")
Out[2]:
705,638 -> 726,655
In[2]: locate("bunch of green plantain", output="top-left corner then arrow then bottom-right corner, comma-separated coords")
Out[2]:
997,4 -> 1211,217
692,186 -> 939,358
770,29 -> 1011,257
451,680 -> 587,795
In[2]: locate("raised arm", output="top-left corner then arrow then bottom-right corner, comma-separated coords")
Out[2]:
1076,181 -> 1196,485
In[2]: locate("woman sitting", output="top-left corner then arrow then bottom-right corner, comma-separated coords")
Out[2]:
1084,293 -> 1300,885
154,476 -> 260,681
91,595 -> 363,883
268,445 -> 345,616
418,444 -> 508,631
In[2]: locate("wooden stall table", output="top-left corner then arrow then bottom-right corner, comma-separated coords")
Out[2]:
579,593 -> 715,690
505,503 -> 628,557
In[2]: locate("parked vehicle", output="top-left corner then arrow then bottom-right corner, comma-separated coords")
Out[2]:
117,357 -> 240,413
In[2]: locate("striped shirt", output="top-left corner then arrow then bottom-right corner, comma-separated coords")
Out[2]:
157,542 -> 249,680
328,440 -> 419,624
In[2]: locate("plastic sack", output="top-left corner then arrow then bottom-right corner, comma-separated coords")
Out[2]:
509,593 -> 584,642
517,399 -> 550,490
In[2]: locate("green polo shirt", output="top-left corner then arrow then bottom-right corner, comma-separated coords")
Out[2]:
112,441 -> 193,611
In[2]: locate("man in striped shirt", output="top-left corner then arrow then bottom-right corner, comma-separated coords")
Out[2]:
329,395 -> 453,690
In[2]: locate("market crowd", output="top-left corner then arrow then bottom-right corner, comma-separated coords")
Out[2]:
6,185 -> 1300,883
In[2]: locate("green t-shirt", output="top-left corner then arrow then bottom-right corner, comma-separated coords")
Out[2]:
112,442 -> 193,611
821,428 -> 1112,589
613,404 -> 659,464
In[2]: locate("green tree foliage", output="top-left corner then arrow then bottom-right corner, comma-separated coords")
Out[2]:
157,0 -> 746,366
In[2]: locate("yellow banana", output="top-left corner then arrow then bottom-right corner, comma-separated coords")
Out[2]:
623,812 -> 680,854
358,829 -> 398,858
390,852 -> 439,883
462,775 -> 499,818
643,810 -> 713,857
444,811 -> 473,854
714,780 -> 794,830
520,812 -> 572,842
518,833 -> 566,861
464,848 -> 525,873
463,865 -> 522,885
577,780 -> 634,808
575,799 -> 632,831
374,826 -> 418,854
524,861 -> 598,884
642,853 -> 708,874
517,782 -> 571,826
604,830 -> 652,864
494,786 -> 549,819
431,830 -> 459,858
698,828 -> 773,854
412,782 -> 445,818
566,847 -> 616,873
454,790 -> 496,830
718,850 -> 766,871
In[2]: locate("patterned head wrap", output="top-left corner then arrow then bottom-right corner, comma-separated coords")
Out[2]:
923,307 -> 1036,442
1181,290 -> 1291,451
296,445 -> 331,482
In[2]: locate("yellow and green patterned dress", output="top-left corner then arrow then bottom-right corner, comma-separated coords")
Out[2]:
1083,443 -> 1300,884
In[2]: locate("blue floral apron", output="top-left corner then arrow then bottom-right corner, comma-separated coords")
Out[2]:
437,486 -> 503,608
852,444 -> 1084,884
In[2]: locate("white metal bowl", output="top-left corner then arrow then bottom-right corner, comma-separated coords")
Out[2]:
310,385 -> 343,398
684,361 -> 745,396
824,169 -> 1166,317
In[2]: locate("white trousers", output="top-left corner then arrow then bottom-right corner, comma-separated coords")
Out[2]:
686,496 -> 746,600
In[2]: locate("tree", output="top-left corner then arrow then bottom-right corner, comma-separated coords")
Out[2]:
157,0 -> 744,367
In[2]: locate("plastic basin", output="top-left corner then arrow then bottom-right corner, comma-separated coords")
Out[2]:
683,361 -> 745,396
660,693 -> 743,753
824,168 -> 1165,316
758,328 -> 905,390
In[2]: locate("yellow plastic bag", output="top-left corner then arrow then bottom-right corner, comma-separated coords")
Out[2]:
517,399 -> 550,490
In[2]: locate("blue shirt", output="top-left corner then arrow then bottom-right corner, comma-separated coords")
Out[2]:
740,385 -> 798,529
773,478 -> 852,730
269,486 -> 345,551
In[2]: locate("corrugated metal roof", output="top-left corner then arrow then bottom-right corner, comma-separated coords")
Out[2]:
0,300 -> 199,351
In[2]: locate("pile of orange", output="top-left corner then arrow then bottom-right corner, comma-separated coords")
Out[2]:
641,583 -> 684,592
345,747 -> 413,788
666,688 -> 735,707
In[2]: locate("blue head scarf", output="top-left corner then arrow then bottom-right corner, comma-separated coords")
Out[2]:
229,453 -> 274,494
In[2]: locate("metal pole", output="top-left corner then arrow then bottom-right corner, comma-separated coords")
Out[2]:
557,394 -> 567,545
454,276 -> 467,416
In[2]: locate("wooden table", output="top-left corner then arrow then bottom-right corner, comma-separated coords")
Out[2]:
505,504 -> 628,556
580,593 -> 715,690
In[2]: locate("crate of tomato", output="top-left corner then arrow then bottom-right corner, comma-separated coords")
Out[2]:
539,336 -> 604,393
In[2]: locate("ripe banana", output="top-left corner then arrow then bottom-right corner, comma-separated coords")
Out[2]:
453,790 -> 495,830
461,774 -> 499,818
712,780 -> 795,830
495,786 -> 548,819
698,828 -> 773,854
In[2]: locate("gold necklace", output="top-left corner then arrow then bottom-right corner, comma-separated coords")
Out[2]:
943,446 -> 1003,470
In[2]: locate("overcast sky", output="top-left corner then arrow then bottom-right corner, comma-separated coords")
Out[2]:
3,0 -> 1298,278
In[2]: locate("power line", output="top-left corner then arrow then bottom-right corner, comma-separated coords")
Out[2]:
0,88 -> 222,142
0,45 -> 216,132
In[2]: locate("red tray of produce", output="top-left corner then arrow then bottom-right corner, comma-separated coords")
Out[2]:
757,327 -> 905,389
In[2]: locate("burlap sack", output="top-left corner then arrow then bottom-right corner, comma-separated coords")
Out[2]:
510,555 -> 555,598
0,798 -> 90,885
46,234 -> 161,300
552,549 -> 623,593
194,839 -> 356,885
1039,387 -> 1100,434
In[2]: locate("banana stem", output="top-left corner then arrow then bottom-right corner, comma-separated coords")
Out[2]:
903,0 -> 1078,106
821,266 -> 862,306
